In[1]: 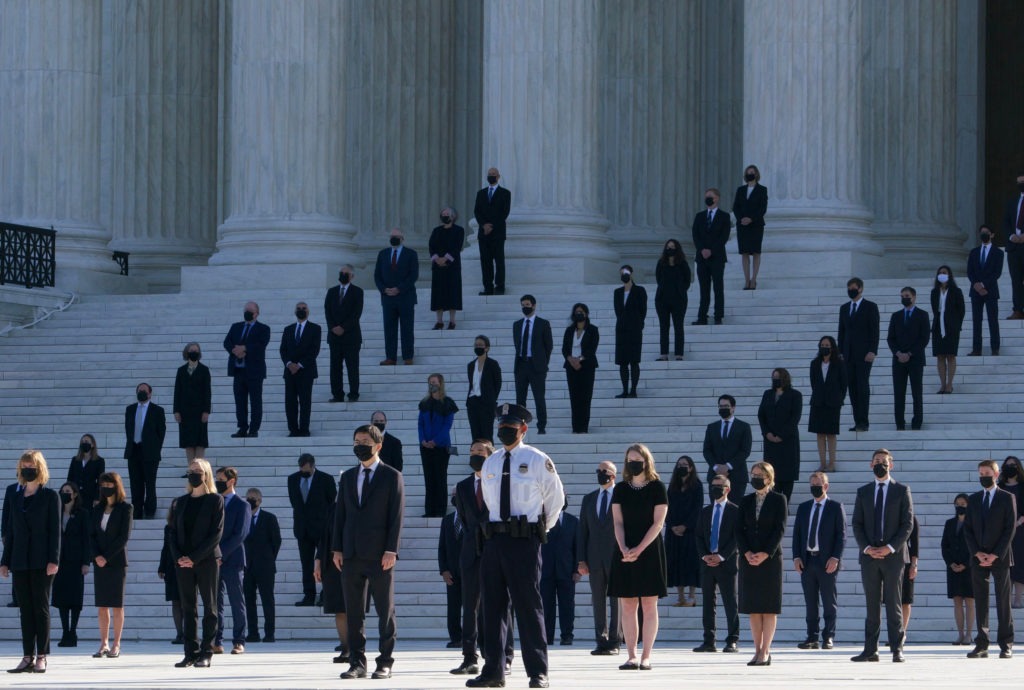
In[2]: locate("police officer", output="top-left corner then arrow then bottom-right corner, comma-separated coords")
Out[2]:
467,404 -> 564,689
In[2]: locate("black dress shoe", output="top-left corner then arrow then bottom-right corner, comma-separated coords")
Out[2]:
559,636 -> 573,646
231,430 -> 247,438
333,654 -> 349,664
1000,648 -> 1013,658
287,431 -> 298,437
822,639 -> 834,649
451,661 -> 479,675
479,290 -> 493,296
692,319 -> 708,325
692,643 -> 717,653
896,424 -> 906,431
372,666 -> 392,679
590,646 -> 618,655
348,393 -> 360,401
529,675 -> 550,689
797,638 -> 819,649
248,431 -> 258,438
466,676 -> 505,688
850,651 -> 879,662
340,665 -> 366,679
262,635 -> 275,643
194,654 -> 212,668
244,635 -> 260,643
295,596 -> 315,607
722,642 -> 739,653
335,643 -> 345,651
619,661 -> 638,670
171,635 -> 184,645
447,640 -> 462,648
537,428 -> 546,434
714,318 -> 723,325
173,656 -> 196,668
615,392 -> 629,398
892,650 -> 905,663
330,397 -> 344,403
967,350 -> 982,356
494,288 -> 505,295
967,646 -> 988,658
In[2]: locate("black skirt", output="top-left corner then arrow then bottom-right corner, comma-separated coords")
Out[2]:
946,566 -> 972,599
736,226 -> 764,255
738,552 -> 783,614
51,567 -> 85,610
94,565 -> 127,608
808,405 -> 841,435
931,330 -> 961,356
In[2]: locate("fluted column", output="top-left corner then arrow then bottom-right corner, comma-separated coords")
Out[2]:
482,0 -> 615,285
862,0 -> 961,272
211,0 -> 357,267
0,0 -> 116,284
742,0 -> 882,278
103,0 -> 219,290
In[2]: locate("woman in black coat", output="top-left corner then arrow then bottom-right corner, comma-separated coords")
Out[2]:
614,265 -> 647,398
996,455 -> 1024,606
158,501 -> 184,644
66,433 -> 105,508
173,342 -> 212,461
1,450 -> 61,674
654,238 -> 691,360
314,502 -> 348,662
941,493 -> 973,645
90,472 -> 133,658
429,206 -> 465,329
808,335 -> 847,472
756,368 -> 803,502
562,302 -> 600,434
930,265 -> 965,394
736,462 -> 787,667
53,483 -> 91,648
466,334 -> 502,443
732,164 -> 768,290
665,455 -> 703,606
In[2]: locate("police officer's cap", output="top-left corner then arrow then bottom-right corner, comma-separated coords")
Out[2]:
494,402 -> 532,425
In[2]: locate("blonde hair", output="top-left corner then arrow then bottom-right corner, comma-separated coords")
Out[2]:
623,443 -> 660,482
18,449 -> 50,485
187,458 -> 217,494
751,461 -> 775,488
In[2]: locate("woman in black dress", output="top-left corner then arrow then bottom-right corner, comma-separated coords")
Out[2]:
930,265 -> 965,394
53,482 -> 91,648
158,501 -> 184,644
66,433 -> 105,508
173,342 -> 212,461
614,265 -> 648,398
665,455 -> 702,606
89,471 -> 132,659
941,493 -> 974,645
1,450 -> 60,674
808,335 -> 846,472
608,443 -> 667,670
900,516 -> 921,634
732,164 -> 768,290
562,303 -> 600,433
736,462 -> 787,667
429,206 -> 465,329
756,368 -> 803,502
996,456 -> 1024,607
654,238 -> 691,361
315,502 -> 348,663
418,373 -> 459,517
466,335 -> 502,443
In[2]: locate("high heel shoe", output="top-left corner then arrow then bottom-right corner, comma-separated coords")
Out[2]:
7,657 -> 33,673
31,656 -> 46,673
93,646 -> 109,658
108,646 -> 121,658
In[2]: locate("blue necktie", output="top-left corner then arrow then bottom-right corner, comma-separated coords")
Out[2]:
904,309 -> 911,324
599,491 -> 608,521
710,503 -> 722,552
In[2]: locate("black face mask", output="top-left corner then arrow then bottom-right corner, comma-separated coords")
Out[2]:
339,272 -> 351,285
745,173 -> 756,182
496,426 -> 520,446
299,470 -> 313,479
215,480 -> 229,494
353,445 -> 375,462
709,485 -> 725,500
137,390 -> 149,402
980,475 -> 995,489
620,273 -> 631,283
187,473 -> 203,488
751,477 -> 767,491
243,310 -> 255,322
441,215 -> 452,224
100,486 -> 115,498
474,346 -> 486,356
674,467 -> 689,481
704,196 -> 715,207
718,407 -> 731,419
847,287 -> 860,300
1004,465 -> 1019,479
469,455 -> 487,472
79,443 -> 92,454
810,485 -> 824,499
389,236 -> 401,247
955,505 -> 967,516
597,469 -> 612,485
295,309 -> 308,320
187,351 -> 200,362
872,463 -> 888,479
521,306 -> 533,316
627,460 -> 645,476
61,492 -> 73,505
819,347 -> 831,358
247,498 -> 259,511
373,422 -> 386,433
487,175 -> 498,185
901,296 -> 913,308
980,232 -> 992,243
771,378 -> 782,390
572,313 -> 586,323
664,247 -> 678,256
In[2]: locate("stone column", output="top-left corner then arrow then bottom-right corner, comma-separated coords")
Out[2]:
0,0 -> 117,286
481,0 -> 616,286
742,0 -> 882,279
103,0 -> 219,291
210,0 -> 357,273
862,0 -> 962,273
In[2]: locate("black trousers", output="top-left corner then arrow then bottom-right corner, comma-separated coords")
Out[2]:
859,554 -> 905,653
328,340 -> 360,399
296,533 -> 318,598
845,357 -> 873,428
514,361 -> 547,431
696,259 -> 725,321
971,562 -> 1014,650
656,299 -> 686,356
467,396 -> 495,443
700,559 -> 739,645
971,294 -> 1000,352
244,568 -> 276,639
446,573 -> 463,644
284,369 -> 314,434
587,558 -> 620,649
1007,248 -> 1024,312
479,233 -> 506,293
541,575 -> 576,642
800,552 -> 838,640
342,557 -> 397,670
176,558 -> 220,659
461,557 -> 514,665
565,367 -> 595,433
891,357 -> 924,428
232,375 -> 263,433
420,446 -> 451,518
12,569 -> 53,656
127,442 -> 159,518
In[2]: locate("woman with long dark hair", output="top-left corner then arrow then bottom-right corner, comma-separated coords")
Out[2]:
930,265 -> 965,394
808,335 -> 847,471
996,456 -> 1024,608
665,455 -> 702,607
756,368 -> 803,501
89,472 -> 132,659
941,493 -> 973,644
53,482 -> 91,647
562,302 -> 600,433
66,433 -> 104,508
654,238 -> 691,361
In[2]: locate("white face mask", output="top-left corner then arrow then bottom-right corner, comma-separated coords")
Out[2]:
937,274 -> 949,284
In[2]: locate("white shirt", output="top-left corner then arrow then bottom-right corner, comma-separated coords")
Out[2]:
469,359 -> 485,398
101,511 -> 111,531
746,184 -> 755,199
480,442 -> 564,529
357,459 -> 381,502
571,329 -> 584,358
806,496 -> 828,552
821,361 -> 830,379
938,289 -> 948,338
622,288 -> 630,305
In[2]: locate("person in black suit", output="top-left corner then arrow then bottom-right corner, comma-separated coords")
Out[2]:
1003,173 -> 1024,320
173,342 -> 212,461
1,451 -> 60,674
703,395 -> 753,499
887,287 -> 930,431
513,295 -> 554,434
325,264 -> 364,402
430,206 -> 465,328
90,471 -> 133,658
808,336 -> 847,472
171,459 -> 225,669
332,424 -> 405,681
474,167 -> 512,296
614,266 -> 647,398
654,238 -> 691,360
666,456 -> 703,607
964,459 -> 1017,658
692,187 -> 731,325
930,265 -> 967,393
374,227 -> 419,365
732,164 -> 769,290
243,488 -> 280,644
66,433 -> 105,508
793,471 -> 846,650
851,449 -> 914,663
372,411 -> 404,472
123,382 -> 166,520
541,499 -> 580,646
214,467 -> 250,655
53,483 -> 90,648
562,303 -> 599,433
223,300 -> 271,438
467,336 -> 502,443
967,225 -> 1003,357
693,474 -> 740,654
578,460 -> 621,655
439,490 -> 464,648
838,278 -> 880,432
280,301 -> 322,437
941,493 -> 975,645
756,368 -> 803,501
287,453 -> 337,606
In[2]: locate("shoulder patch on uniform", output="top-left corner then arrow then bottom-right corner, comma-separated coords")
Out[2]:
545,458 -> 556,473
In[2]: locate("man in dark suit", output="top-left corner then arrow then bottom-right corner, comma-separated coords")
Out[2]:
324,264 -> 364,402
214,466 -> 251,655
693,474 -> 740,653
851,449 -> 914,663
243,488 -> 280,644
123,382 -> 166,519
964,459 -> 1017,658
577,460 -> 620,655
513,295 -> 553,434
332,424 -> 405,680
287,453 -> 337,606
793,471 -> 847,650
1003,172 -> 1024,320
967,224 -> 1004,356
372,411 -> 404,472
474,166 -> 512,296
541,499 -> 580,646
691,187 -> 731,325
886,287 -> 930,431
702,394 -> 752,499
439,489 -> 464,649
223,300 -> 271,438
373,228 -> 418,365
838,277 -> 880,432
279,301 -> 322,437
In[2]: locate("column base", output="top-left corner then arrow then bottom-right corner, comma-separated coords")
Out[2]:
107,240 -> 214,293
180,263 -> 338,293
873,222 -> 967,278
209,216 -> 359,267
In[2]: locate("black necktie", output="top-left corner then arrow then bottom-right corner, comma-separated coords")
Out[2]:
599,491 -> 608,521
722,420 -> 730,438
707,210 -> 713,227
488,187 -> 494,201
904,309 -> 911,324
360,468 -> 371,507
241,322 -> 251,341
983,491 -> 991,517
500,451 -> 512,521
521,320 -> 531,358
454,515 -> 463,539
874,483 -> 885,543
851,302 -> 857,317
808,502 -> 821,551
295,323 -> 303,342
982,246 -> 989,265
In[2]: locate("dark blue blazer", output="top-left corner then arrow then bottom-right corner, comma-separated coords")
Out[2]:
967,245 -> 1004,299
220,493 -> 251,569
437,512 -> 463,576
280,320 -> 322,378
792,497 -> 847,563
691,207 -> 731,263
244,509 -> 281,577
541,512 -> 579,581
453,473 -> 487,570
837,299 -> 880,360
887,306 -> 930,362
223,320 -> 271,379
374,245 -> 419,306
